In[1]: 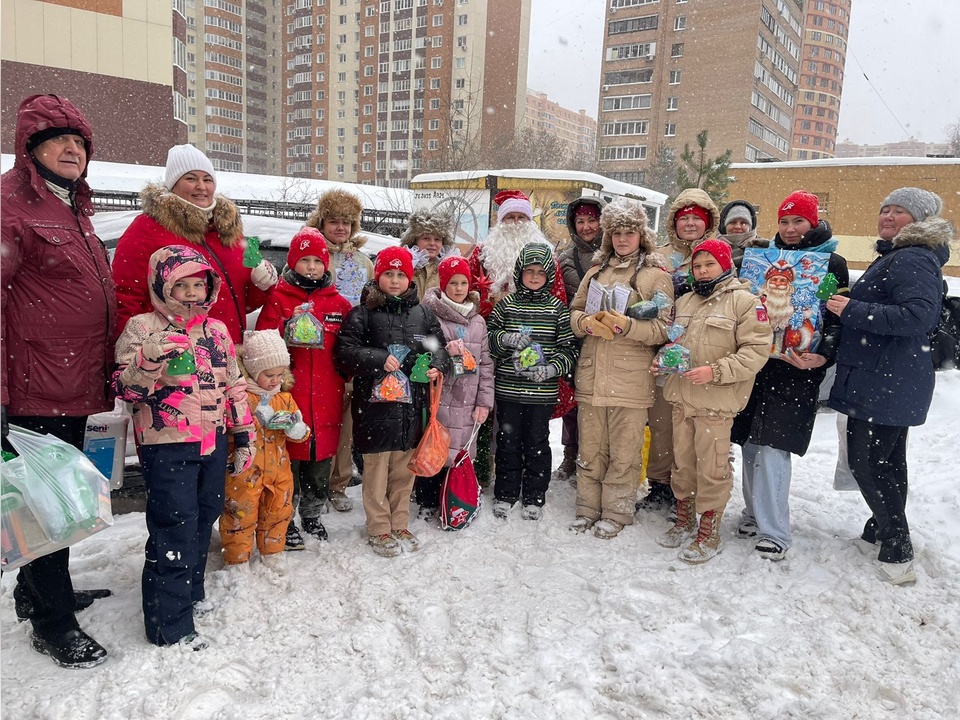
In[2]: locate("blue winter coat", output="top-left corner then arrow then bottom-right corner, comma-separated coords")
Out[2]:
829,217 -> 954,427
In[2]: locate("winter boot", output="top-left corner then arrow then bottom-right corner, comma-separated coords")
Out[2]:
521,504 -> 543,521
302,516 -> 329,540
16,589 -> 111,622
656,497 -> 696,548
368,533 -> 402,557
31,629 -> 108,668
593,519 -> 624,539
329,490 -> 353,513
284,521 -> 305,551
492,499 -> 514,519
569,516 -> 596,533
393,529 -> 422,553
636,481 -> 674,513
680,509 -> 724,564
551,445 -> 578,484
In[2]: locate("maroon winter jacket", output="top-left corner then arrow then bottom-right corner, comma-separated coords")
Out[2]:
1,94 -> 117,417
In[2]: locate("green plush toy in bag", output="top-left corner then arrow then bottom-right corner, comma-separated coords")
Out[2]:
284,302 -> 325,348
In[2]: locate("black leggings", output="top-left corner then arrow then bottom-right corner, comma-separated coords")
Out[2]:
846,417 -> 912,563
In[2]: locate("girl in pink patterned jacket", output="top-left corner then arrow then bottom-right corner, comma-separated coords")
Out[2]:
114,244 -> 254,649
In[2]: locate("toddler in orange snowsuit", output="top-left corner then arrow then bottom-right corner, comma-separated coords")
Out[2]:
220,330 -> 310,565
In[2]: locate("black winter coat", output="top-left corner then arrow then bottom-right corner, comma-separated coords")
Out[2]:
335,283 -> 449,454
732,222 -> 849,455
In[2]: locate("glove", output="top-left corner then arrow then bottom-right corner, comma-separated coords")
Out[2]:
520,364 -> 559,383
141,333 -> 190,364
580,314 -> 615,341
501,332 -> 532,349
254,398 -> 275,427
229,444 -> 256,476
286,411 -> 309,440
250,259 -> 279,291
1,406 -> 7,439
598,309 -> 632,336
446,338 -> 465,356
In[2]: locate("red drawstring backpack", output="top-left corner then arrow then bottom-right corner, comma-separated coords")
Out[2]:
440,422 -> 483,531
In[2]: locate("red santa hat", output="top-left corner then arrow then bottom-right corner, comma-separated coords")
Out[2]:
495,189 -> 533,223
374,245 -> 414,281
778,191 -> 819,227
765,260 -> 795,283
287,227 -> 330,270
438,256 -> 471,292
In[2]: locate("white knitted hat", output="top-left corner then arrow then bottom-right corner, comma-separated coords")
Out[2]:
242,330 -> 290,378
164,144 -> 217,191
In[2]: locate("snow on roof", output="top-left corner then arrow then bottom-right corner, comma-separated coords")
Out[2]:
411,168 -> 669,206
0,154 -> 412,213
730,156 -> 960,170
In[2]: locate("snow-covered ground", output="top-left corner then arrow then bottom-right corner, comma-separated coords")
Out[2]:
3,373 -> 960,719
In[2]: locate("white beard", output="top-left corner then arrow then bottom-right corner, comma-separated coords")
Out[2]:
480,222 -> 551,296
763,283 -> 795,330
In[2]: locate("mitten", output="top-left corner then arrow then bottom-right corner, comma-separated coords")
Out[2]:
141,333 -> 190,364
254,397 -> 275,427
500,332 -> 532,349
250,259 -> 279,291
520,364 -> 559,383
580,314 -> 615,341
597,309 -> 632,336
229,444 -> 256,476
286,411 -> 309,441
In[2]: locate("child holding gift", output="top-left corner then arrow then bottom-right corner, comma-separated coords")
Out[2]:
334,246 -> 449,556
114,245 -> 255,649
220,330 -> 310,569
654,240 -> 771,564
256,227 -> 353,544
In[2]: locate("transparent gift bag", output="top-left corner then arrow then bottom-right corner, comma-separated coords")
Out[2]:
284,302 -> 325,348
512,325 -> 545,374
371,344 -> 413,403
655,325 -> 693,375
2,426 -> 113,571
451,327 -> 478,376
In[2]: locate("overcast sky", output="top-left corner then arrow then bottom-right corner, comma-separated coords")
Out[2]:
527,0 -> 958,145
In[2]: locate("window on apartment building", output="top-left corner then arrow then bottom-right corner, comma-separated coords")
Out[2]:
457,36 -> 468,49
602,94 -> 652,111
430,98 -> 441,109
671,43 -> 683,57
365,26 -> 375,36
433,15 -> 443,26
674,16 -> 686,31
669,70 -> 681,84
432,57 -> 442,69
365,66 -> 374,76
666,96 -> 679,111
455,57 -> 466,68
458,14 -> 468,24
455,78 -> 466,88
431,78 -> 441,89
428,140 -> 439,150
664,123 -> 677,137
429,119 -> 440,130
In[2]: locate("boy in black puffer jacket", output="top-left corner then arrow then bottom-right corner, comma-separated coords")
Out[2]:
335,247 -> 449,557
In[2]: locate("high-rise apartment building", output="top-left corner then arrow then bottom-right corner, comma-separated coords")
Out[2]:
182,0 -> 281,174
281,0 -> 531,187
523,91 -> 598,164
791,0 -> 850,159
1,0 -> 186,164
596,0 -> 805,186
835,138 -> 954,159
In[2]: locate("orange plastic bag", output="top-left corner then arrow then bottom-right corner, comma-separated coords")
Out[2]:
408,375 -> 451,477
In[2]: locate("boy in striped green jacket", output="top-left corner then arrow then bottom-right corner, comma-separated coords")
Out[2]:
486,243 -> 579,521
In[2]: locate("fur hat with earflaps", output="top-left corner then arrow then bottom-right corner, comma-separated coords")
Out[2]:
401,208 -> 456,249
306,189 -> 363,240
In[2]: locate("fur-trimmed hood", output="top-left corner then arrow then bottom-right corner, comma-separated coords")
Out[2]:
566,196 -> 607,254
888,216 -> 955,255
594,198 -> 659,269
306,188 -> 363,241
140,182 -> 244,247
666,188 -> 721,249
401,208 -> 455,248
236,345 -> 295,391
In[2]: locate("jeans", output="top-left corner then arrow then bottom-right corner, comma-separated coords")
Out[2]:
741,442 -> 793,550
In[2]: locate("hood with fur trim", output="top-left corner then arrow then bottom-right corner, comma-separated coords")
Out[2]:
666,188 -> 721,249
595,198 -> 658,269
140,182 -> 244,247
566,196 -> 607,253
236,345 -> 295,391
886,216 -> 955,262
401,208 -> 455,248
306,188 -> 363,241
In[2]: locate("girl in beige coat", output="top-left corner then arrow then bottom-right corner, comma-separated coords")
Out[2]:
569,199 -> 674,539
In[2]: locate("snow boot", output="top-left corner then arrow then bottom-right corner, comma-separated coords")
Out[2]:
521,504 -> 543,521
177,632 -> 209,651
551,445 -> 577,484
656,497 -> 696,548
569,516 -> 596,533
593,519 -> 624,539
680,509 -> 724,564
737,517 -> 758,538
284,521 -> 306,551
31,629 -> 108,668
393,529 -> 422,553
492,500 -> 514,519
755,538 -> 787,561
368,533 -> 402,557
637,481 -> 674,514
329,491 -> 353,513
302,516 -> 328,540
877,560 -> 917,586
16,588 -> 111,622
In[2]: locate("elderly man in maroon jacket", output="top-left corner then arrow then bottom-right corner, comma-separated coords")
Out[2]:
1,94 -> 116,668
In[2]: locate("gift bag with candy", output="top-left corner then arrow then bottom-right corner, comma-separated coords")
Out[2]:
655,324 -> 693,374
511,325 -> 545,374
451,327 -> 478,376
284,302 -> 325,348
371,344 -> 413,403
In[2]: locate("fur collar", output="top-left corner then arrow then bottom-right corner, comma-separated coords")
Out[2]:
140,182 -> 243,247
325,234 -> 369,254
891,216 -> 955,250
363,282 -> 420,310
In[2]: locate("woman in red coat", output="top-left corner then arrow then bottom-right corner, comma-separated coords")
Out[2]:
256,228 -> 353,543
112,144 -> 278,342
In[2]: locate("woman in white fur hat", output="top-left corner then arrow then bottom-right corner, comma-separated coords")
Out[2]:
113,144 -> 279,343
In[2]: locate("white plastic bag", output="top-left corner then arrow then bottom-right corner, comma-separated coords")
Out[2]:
1,426 -> 114,571
833,413 -> 858,491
